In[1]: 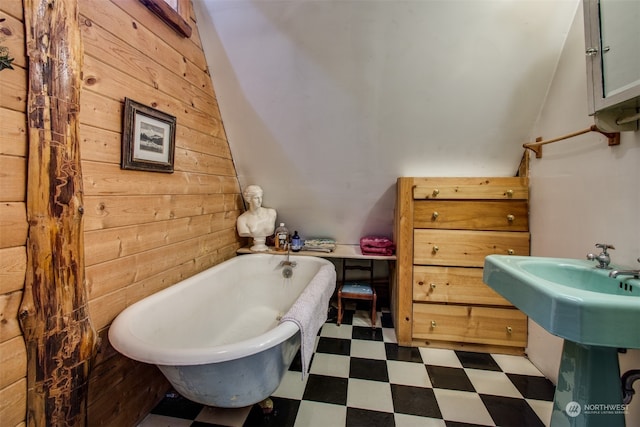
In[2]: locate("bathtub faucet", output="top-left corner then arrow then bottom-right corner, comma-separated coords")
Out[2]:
279,244 -> 296,278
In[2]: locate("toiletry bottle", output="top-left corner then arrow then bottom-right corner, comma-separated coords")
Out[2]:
291,231 -> 302,252
275,223 -> 289,251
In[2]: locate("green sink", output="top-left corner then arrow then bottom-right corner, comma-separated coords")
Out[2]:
483,255 -> 640,348
484,255 -> 640,426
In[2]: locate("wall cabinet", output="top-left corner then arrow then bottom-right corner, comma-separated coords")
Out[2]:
394,177 -> 529,354
583,0 -> 640,131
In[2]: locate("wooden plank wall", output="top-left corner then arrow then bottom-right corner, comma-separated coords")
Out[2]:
0,1 -> 245,425
1,2 -> 28,426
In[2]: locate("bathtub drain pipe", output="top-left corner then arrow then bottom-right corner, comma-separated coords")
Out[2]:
622,370 -> 640,404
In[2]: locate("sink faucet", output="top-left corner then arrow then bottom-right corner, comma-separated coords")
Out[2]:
587,243 -> 615,269
609,258 -> 640,279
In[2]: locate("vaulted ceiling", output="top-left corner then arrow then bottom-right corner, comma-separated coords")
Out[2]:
194,0 -> 580,243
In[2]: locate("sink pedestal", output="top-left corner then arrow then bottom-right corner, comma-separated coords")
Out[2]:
482,255 -> 639,425
551,340 -> 626,426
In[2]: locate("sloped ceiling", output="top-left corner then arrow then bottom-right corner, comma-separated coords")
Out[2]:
194,0 -> 579,244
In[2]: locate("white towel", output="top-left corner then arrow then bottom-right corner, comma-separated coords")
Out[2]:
280,264 -> 337,378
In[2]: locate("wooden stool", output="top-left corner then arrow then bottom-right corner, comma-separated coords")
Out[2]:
337,259 -> 376,328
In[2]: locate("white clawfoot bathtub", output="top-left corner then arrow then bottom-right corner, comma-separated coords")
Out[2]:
108,253 -> 336,407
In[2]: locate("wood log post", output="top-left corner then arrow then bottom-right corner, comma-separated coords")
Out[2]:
20,0 -> 98,425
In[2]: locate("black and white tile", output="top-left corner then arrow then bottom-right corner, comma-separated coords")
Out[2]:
139,305 -> 554,427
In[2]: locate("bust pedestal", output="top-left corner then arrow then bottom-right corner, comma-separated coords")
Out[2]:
250,237 -> 268,252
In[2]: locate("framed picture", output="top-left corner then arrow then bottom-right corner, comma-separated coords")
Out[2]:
121,98 -> 176,173
139,0 -> 192,38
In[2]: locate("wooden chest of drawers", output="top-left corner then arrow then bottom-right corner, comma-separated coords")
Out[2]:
394,177 -> 529,354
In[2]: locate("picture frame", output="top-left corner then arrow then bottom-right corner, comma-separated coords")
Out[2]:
121,98 -> 176,173
139,0 -> 192,38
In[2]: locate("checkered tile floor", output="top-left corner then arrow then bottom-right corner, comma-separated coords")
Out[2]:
139,305 -> 555,427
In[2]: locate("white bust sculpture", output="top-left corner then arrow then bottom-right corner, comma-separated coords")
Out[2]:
236,185 -> 277,251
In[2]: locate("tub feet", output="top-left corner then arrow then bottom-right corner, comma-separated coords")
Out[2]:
258,397 -> 274,415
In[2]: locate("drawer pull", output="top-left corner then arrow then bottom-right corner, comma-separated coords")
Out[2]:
507,249 -> 515,255
418,281 -> 424,286
432,211 -> 439,220
432,189 -> 440,197
507,214 -> 515,222
430,283 -> 437,290
506,189 -> 514,198
432,245 -> 439,253
506,326 -> 513,334
431,320 -> 437,328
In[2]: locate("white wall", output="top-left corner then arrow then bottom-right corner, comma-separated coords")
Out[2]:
195,0 -> 577,243
528,3 -> 640,425
195,1 -> 640,421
